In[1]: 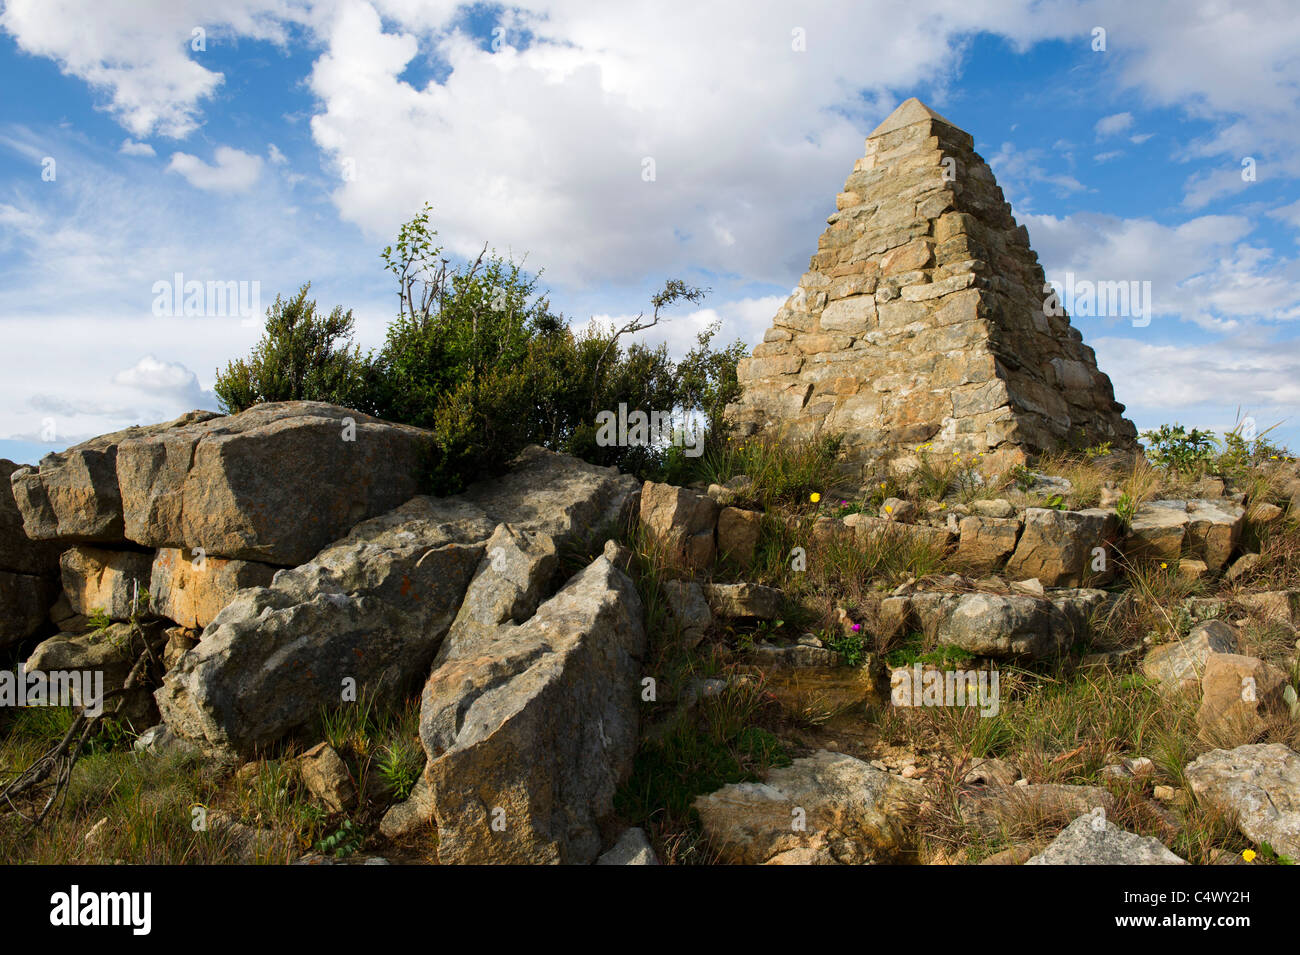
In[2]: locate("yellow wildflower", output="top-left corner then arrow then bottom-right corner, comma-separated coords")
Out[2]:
810,492 -> 821,503
1242,849 -> 1257,862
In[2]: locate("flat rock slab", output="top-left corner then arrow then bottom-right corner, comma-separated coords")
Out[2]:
694,750 -> 921,864
10,411 -> 220,544
1185,743 -> 1300,859
1026,814 -> 1185,865
1142,620 -> 1238,696
117,402 -> 432,566
904,589 -> 1107,660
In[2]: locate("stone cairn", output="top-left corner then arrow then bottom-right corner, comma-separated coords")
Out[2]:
726,98 -> 1138,480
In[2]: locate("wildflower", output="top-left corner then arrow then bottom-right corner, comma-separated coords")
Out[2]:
1242,849 -> 1257,862
851,623 -> 861,632
1160,562 -> 1167,569
810,492 -> 821,503
885,504 -> 893,513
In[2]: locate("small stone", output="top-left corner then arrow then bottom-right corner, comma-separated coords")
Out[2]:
1011,578 -> 1044,597
299,743 -> 356,813
1249,501 -> 1283,524
970,498 -> 1015,519
596,827 -> 659,865
879,497 -> 918,522
1225,552 -> 1261,583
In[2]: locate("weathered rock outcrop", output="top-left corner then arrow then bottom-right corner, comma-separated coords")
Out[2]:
639,481 -> 717,567
1026,814 -> 1185,865
149,547 -> 276,630
726,97 -> 1137,478
1142,620 -> 1238,696
59,546 -> 154,620
25,623 -> 158,726
1185,744 -> 1300,859
9,412 -> 220,544
1125,499 -> 1245,571
0,459 -> 61,574
694,750 -> 921,864
901,588 -> 1107,660
116,402 -> 432,566
155,494 -> 495,755
1003,508 -> 1118,586
156,446 -> 639,758
420,555 -> 646,864
1,459 -> 69,646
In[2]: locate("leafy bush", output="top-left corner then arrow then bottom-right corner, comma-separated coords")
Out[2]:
1140,423 -> 1217,474
214,204 -> 747,493
214,284 -> 367,413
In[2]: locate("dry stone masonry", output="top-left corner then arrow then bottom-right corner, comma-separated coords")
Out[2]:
727,98 -> 1137,479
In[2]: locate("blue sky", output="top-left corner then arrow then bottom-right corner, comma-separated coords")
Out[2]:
1,0 -> 1298,465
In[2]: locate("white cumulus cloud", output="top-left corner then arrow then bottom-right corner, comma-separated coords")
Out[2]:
167,146 -> 264,192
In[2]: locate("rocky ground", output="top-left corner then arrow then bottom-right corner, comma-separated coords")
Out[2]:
1,403 -> 1297,865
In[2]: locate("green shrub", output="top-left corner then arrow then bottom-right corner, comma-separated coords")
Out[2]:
216,204 -> 747,494
214,283 -> 367,413
1140,423 -> 1217,475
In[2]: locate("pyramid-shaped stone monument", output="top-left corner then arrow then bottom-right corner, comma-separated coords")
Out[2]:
726,98 -> 1137,477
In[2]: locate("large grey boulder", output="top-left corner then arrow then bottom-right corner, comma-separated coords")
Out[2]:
1142,619 -> 1238,696
693,750 -> 921,864
431,446 -> 639,662
1026,814 -> 1186,865
420,555 -> 646,864
116,402 -> 432,566
156,446 -> 638,757
155,494 -> 494,755
10,412 -> 220,543
905,589 -> 1106,660
1185,744 -> 1300,858
1003,508 -> 1118,587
